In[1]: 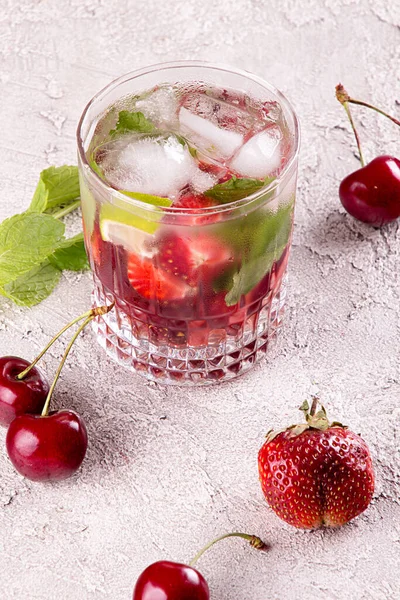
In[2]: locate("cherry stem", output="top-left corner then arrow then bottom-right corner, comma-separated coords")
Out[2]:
336,85 -> 365,167
40,303 -> 114,417
52,200 -> 81,220
17,309 -> 94,380
41,316 -> 92,417
189,533 -> 267,567
346,98 -> 400,128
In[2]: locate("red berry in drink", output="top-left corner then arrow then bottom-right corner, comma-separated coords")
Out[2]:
258,399 -> 374,529
0,356 -> 49,427
175,192 -> 216,210
6,410 -> 88,481
339,155 -> 400,226
127,254 -> 193,302
158,233 -> 235,286
174,191 -> 220,225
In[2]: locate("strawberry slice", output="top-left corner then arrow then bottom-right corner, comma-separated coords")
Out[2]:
127,254 -> 192,302
175,192 -> 216,211
174,192 -> 221,226
159,233 -> 235,285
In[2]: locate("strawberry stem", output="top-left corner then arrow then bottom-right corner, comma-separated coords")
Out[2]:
310,396 -> 319,417
40,303 -> 114,417
336,84 -> 365,167
189,533 -> 267,567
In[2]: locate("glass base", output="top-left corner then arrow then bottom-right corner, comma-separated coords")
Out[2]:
92,277 -> 287,385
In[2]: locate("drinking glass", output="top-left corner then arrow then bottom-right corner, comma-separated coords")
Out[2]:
77,61 -> 300,385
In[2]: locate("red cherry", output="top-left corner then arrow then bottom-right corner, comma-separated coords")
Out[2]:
339,155 -> 400,226
6,410 -> 88,482
133,561 -> 209,600
0,356 -> 49,427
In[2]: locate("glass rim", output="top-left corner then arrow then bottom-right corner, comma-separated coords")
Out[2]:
76,60 -> 300,215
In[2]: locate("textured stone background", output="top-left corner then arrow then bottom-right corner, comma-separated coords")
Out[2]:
0,1 -> 399,598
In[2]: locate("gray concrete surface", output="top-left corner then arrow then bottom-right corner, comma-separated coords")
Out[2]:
0,1 -> 399,598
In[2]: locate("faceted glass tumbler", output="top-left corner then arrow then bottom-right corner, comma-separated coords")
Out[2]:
77,61 -> 300,385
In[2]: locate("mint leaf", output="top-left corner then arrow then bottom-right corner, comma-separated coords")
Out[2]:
29,166 -> 80,213
204,176 -> 275,203
89,155 -> 105,180
49,233 -> 89,271
0,260 -> 61,307
110,111 -> 155,136
0,213 -> 65,286
225,254 -> 273,306
221,201 -> 294,306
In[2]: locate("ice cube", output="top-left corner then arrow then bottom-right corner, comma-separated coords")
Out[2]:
136,86 -> 178,128
190,168 -> 217,194
99,134 -> 195,197
230,129 -> 282,178
179,107 -> 243,159
181,91 -> 254,135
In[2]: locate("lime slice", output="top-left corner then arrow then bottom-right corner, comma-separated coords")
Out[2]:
99,192 -> 172,254
100,218 -> 153,254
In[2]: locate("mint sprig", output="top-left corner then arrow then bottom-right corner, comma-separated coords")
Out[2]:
1,261 -> 62,307
0,165 -> 89,307
110,110 -> 156,136
219,200 -> 294,306
49,232 -> 89,271
0,213 -> 65,286
28,166 -> 80,213
205,176 -> 275,203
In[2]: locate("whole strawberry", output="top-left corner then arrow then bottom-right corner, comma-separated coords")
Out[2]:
258,399 -> 374,529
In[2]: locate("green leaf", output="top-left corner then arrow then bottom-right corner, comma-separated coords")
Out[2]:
49,233 -> 89,271
0,213 -> 65,286
0,260 -> 61,307
204,176 -> 275,204
110,111 -> 155,136
225,253 -> 275,306
89,153 -> 105,180
175,135 -> 198,158
221,201 -> 294,306
28,166 -> 80,213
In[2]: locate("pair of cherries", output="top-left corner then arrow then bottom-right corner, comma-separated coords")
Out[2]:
336,84 -> 400,226
0,304 -> 113,481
